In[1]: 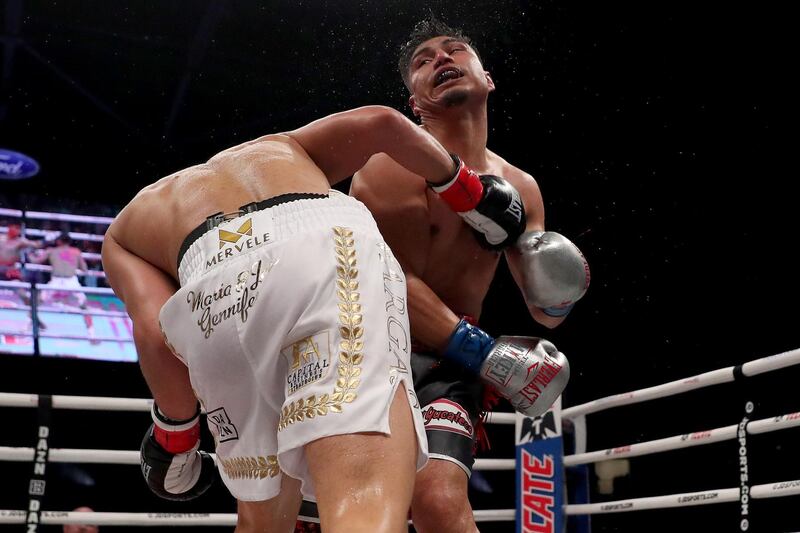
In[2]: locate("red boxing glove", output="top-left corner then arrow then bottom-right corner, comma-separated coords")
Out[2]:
152,403 -> 201,453
430,154 -> 526,250
429,155 -> 485,212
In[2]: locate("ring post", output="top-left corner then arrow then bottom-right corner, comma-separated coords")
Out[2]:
516,397 -> 566,533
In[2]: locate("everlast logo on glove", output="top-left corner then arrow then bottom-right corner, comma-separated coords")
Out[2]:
480,337 -> 570,418
505,193 -> 524,224
518,354 -> 564,405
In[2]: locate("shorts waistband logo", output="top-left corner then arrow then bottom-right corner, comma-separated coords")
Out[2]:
218,219 -> 252,248
205,218 -> 273,270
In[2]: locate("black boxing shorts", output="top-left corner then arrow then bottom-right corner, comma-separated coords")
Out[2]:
411,347 -> 486,477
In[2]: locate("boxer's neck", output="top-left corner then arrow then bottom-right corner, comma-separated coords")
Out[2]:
422,102 -> 490,171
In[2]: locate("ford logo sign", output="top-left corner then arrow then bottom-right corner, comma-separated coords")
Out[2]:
0,149 -> 40,180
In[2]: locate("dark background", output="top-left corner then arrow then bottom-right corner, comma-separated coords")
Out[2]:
1,1 -> 797,531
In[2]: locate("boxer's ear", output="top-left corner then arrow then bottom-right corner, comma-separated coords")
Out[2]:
485,71 -> 495,93
409,95 -> 421,117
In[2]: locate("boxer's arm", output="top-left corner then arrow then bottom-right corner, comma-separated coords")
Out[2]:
101,232 -> 197,421
16,238 -> 41,250
77,249 -> 88,272
502,171 -> 566,329
27,248 -> 46,264
287,105 -> 454,186
406,274 -> 462,352
352,154 -> 460,351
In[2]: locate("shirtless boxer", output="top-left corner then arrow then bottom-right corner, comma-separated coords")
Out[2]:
101,105 -> 547,533
0,223 -> 45,328
32,233 -> 95,338
351,19 -> 590,532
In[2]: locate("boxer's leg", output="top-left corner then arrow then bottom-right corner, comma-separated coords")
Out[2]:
236,475 -> 302,533
412,460 -> 478,533
304,386 -> 418,533
410,353 -> 482,533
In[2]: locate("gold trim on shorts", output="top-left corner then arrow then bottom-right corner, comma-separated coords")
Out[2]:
278,227 -> 363,430
219,455 -> 280,479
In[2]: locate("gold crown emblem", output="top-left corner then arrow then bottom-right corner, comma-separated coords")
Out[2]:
218,219 -> 252,249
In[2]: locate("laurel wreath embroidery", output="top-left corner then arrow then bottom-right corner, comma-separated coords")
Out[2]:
278,227 -> 363,430
219,455 -> 279,479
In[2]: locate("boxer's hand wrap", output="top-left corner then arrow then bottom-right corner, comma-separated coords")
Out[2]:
140,402 -> 215,501
517,231 -> 590,317
442,320 -> 570,417
430,155 -> 527,250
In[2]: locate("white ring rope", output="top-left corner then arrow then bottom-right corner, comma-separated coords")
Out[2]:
23,211 -> 114,225
4,410 -> 799,468
0,509 -> 513,526
18,228 -> 105,242
34,283 -> 113,294
0,208 -> 24,218
0,306 -> 130,318
0,392 -> 151,411
1,479 -> 798,524
563,411 -> 800,466
0,446 -> 516,472
25,263 -> 106,278
565,479 -> 800,515
0,392 -> 515,422
563,347 -> 800,419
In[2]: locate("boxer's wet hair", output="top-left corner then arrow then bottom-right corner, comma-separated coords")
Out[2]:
398,16 -> 482,90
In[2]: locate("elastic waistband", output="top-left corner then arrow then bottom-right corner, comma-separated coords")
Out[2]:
176,190 -> 378,286
177,193 -> 328,273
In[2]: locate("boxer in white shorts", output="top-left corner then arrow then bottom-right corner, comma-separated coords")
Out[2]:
101,105 -> 527,533
159,191 -> 428,502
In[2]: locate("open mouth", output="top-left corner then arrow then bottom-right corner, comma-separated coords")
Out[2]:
434,67 -> 463,87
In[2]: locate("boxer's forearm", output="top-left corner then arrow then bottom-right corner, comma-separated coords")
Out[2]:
287,106 -> 454,185
134,326 -> 198,421
406,274 -> 461,353
373,111 -> 454,186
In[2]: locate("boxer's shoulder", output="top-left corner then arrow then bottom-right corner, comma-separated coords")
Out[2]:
352,152 -> 428,205
109,164 -> 217,271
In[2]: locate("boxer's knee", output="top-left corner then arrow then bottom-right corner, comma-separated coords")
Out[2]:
411,460 -> 477,533
235,476 -> 301,533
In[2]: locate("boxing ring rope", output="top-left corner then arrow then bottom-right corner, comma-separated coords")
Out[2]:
565,479 -> 800,515
2,352 -> 798,524
562,347 -> 800,420
0,208 -> 24,218
23,211 -> 114,225
0,509 -> 515,527
25,263 -> 106,278
2,209 -> 111,244
564,411 -> 800,466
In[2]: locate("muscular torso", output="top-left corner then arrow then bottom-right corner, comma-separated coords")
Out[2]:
422,168 -> 505,318
353,150 -> 543,321
0,240 -> 21,266
108,135 -> 330,280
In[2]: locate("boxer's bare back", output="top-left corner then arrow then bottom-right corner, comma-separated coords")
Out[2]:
107,134 -> 329,280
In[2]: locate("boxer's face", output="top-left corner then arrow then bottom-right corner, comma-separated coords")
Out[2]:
407,35 -> 494,115
7,225 -> 20,240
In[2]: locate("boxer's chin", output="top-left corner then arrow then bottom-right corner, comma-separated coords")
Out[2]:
442,88 -> 469,107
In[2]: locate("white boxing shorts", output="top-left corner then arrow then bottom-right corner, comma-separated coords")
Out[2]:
159,190 -> 428,502
41,275 -> 87,306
